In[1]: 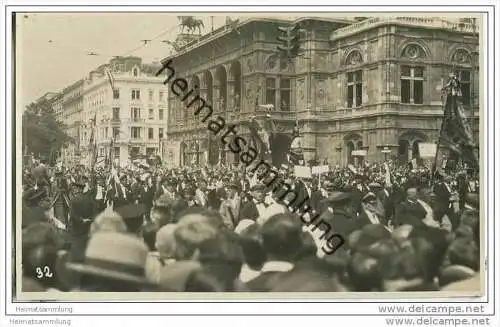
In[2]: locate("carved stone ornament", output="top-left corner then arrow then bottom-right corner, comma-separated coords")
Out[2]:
317,80 -> 326,100
314,54 -> 327,70
245,81 -> 254,99
246,58 -> 254,72
452,49 -> 471,64
297,79 -> 305,101
403,44 -> 422,59
346,50 -> 363,65
280,59 -> 289,71
266,55 -> 278,71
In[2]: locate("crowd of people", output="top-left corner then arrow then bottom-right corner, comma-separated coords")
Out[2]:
18,158 -> 481,293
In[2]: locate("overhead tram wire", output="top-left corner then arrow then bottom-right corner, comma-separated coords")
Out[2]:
119,24 -> 179,58
46,23 -> 180,63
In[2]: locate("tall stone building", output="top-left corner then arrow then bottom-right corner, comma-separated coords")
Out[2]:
163,16 -> 479,167
80,56 -> 167,165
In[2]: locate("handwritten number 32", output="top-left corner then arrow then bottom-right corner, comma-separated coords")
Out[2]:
35,266 -> 53,279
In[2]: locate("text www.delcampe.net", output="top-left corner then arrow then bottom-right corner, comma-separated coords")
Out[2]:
380,304 -> 489,326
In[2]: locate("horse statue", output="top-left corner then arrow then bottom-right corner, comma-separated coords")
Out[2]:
177,16 -> 205,35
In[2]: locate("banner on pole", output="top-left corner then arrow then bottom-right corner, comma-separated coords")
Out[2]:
163,141 -> 181,168
351,150 -> 367,157
294,165 -> 311,178
311,165 -> 329,175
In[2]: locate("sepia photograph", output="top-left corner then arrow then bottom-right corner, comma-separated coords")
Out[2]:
15,11 -> 483,300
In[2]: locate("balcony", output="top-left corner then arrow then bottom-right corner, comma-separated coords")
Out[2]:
129,137 -> 144,143
128,117 -> 146,123
330,17 -> 479,40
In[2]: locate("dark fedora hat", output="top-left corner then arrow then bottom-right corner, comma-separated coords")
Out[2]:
114,203 -> 149,221
325,191 -> 352,203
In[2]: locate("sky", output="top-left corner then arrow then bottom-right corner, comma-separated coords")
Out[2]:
16,13 -> 233,108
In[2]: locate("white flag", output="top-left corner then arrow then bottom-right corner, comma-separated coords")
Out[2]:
105,68 -> 116,91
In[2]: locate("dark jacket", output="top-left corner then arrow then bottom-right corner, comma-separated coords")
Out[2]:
394,199 -> 427,228
239,200 -> 260,222
319,207 -> 359,238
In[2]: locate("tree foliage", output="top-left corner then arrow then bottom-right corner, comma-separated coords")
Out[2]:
22,98 -> 73,164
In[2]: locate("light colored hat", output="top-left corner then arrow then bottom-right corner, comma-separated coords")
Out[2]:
90,207 -> 127,236
234,219 -> 256,235
66,232 -> 151,284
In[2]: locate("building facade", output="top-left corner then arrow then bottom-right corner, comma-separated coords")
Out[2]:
163,16 -> 479,167
81,56 -> 168,165
60,79 -> 84,163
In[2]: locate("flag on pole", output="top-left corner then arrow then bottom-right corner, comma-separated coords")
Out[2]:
89,113 -> 98,168
105,68 -> 116,92
436,73 -> 478,170
108,137 -> 114,167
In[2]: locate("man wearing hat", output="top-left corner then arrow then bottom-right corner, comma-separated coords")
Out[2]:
114,203 -> 148,235
357,192 -> 385,228
137,174 -> 155,220
240,184 -> 268,222
22,188 -> 50,228
156,177 -> 178,199
393,183 -> 428,229
433,172 -> 459,230
317,190 -> 358,238
66,231 -> 155,291
108,176 -> 129,207
67,190 -> 96,263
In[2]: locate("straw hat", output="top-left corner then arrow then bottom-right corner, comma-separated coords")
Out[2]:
66,232 -> 151,285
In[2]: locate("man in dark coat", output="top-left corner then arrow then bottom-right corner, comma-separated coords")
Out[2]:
22,189 -> 49,228
67,192 -> 95,264
246,213 -> 303,291
433,173 -> 459,230
318,191 -> 359,239
137,176 -> 155,219
294,177 -> 323,213
394,184 -> 427,229
357,192 -> 384,228
239,184 -> 267,222
115,203 -> 148,236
